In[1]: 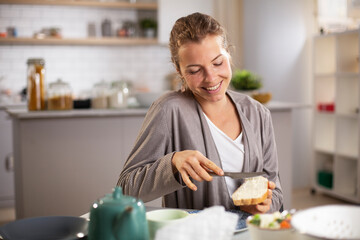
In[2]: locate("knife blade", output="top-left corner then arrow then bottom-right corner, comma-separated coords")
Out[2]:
209,171 -> 265,179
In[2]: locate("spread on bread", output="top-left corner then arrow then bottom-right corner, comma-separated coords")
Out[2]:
231,176 -> 268,206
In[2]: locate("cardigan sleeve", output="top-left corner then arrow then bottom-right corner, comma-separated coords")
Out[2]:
262,109 -> 283,212
117,102 -> 185,203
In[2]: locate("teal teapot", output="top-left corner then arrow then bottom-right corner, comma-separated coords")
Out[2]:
88,187 -> 149,240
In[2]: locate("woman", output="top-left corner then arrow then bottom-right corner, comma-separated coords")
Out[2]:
117,12 -> 283,214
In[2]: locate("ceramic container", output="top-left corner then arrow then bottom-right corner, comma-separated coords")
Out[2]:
88,187 -> 149,240
135,92 -> 163,108
146,209 -> 189,240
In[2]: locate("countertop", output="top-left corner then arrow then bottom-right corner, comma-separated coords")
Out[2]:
6,101 -> 310,120
0,102 -> 26,110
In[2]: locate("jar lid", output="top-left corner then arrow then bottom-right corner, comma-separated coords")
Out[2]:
27,58 -> 45,66
49,79 -> 70,88
94,80 -> 110,88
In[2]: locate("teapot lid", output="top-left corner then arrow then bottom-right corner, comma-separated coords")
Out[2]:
96,187 -> 136,207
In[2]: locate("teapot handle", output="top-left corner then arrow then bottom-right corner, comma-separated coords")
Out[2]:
113,206 -> 133,240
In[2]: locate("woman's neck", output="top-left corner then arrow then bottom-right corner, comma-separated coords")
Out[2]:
198,94 -> 232,118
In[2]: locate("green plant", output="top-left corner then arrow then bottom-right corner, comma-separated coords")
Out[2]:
139,18 -> 157,30
231,69 -> 262,91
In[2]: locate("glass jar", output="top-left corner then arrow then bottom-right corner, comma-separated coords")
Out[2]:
47,79 -> 73,110
92,80 -> 110,109
108,81 -> 131,109
27,58 -> 46,111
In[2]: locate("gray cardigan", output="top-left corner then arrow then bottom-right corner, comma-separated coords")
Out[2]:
117,90 -> 283,212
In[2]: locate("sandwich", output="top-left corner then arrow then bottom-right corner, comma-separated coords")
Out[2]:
231,176 -> 268,206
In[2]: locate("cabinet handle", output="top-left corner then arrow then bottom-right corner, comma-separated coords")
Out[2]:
5,153 -> 14,172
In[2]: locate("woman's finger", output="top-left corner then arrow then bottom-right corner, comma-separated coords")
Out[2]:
192,162 -> 213,181
267,189 -> 273,199
184,164 -> 203,182
256,199 -> 271,213
268,181 -> 276,190
198,157 -> 223,176
179,169 -> 197,191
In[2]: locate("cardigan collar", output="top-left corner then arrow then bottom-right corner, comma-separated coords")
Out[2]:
191,90 -> 262,173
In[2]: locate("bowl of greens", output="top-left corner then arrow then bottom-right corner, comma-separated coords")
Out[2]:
246,210 -> 294,240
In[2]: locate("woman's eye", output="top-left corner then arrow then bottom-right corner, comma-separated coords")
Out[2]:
214,61 -> 223,66
188,69 -> 200,75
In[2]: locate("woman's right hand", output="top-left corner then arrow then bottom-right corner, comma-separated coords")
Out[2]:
171,150 -> 224,191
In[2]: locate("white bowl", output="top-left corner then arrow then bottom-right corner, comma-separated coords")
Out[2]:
146,209 -> 189,240
246,215 -> 295,240
135,92 -> 164,108
292,204 -> 360,240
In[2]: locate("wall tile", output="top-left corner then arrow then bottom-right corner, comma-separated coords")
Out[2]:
0,4 -> 174,97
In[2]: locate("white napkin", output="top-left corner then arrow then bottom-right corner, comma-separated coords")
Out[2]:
155,206 -> 239,240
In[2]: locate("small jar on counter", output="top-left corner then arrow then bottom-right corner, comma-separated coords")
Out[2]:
27,58 -> 46,111
91,80 -> 110,109
47,79 -> 73,110
108,81 -> 131,109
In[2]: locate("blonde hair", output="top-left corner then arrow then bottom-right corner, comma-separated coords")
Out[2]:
169,12 -> 230,75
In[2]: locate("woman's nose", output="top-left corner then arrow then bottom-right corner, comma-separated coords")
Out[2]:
204,67 -> 216,82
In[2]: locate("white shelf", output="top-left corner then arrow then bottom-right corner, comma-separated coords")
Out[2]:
314,185 -> 359,203
314,113 -> 335,153
0,37 -> 159,46
0,1 -> 158,47
0,0 -> 158,10
313,28 -> 360,204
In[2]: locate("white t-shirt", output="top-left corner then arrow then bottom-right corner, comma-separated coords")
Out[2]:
204,113 -> 245,197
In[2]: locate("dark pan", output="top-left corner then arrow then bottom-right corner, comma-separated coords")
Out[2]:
0,216 -> 88,240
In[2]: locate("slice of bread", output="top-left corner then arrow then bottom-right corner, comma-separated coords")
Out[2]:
231,176 -> 268,206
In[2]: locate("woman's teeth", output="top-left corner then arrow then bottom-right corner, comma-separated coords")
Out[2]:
206,82 -> 221,91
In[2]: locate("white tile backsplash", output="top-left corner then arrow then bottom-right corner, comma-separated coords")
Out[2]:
0,3 -> 172,96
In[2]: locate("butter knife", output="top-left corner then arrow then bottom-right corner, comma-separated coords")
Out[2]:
209,171 -> 265,179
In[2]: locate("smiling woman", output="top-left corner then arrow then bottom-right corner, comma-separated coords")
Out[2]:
117,12 -> 283,214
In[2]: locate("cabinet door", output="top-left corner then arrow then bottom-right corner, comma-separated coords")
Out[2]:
158,0 -> 214,44
0,110 -> 15,207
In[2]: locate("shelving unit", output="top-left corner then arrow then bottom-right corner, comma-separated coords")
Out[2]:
313,28 -> 360,203
0,0 -> 158,46
0,37 -> 158,46
0,0 -> 157,10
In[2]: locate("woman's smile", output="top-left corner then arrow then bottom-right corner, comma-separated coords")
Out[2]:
203,80 -> 223,93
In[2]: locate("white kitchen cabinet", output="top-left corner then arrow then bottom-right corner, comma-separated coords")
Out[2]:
9,109 -> 149,218
0,108 -> 15,208
312,29 -> 360,203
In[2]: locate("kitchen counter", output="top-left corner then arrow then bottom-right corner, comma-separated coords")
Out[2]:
6,100 -> 309,119
7,100 -> 309,218
6,107 -> 149,119
0,103 -> 26,110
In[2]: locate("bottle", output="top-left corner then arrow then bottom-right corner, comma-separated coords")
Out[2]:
27,58 -> 46,111
101,19 -> 112,37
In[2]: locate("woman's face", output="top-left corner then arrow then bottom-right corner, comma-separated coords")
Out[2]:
178,34 -> 232,105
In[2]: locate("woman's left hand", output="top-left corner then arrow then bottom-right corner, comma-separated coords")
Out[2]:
239,181 -> 275,214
